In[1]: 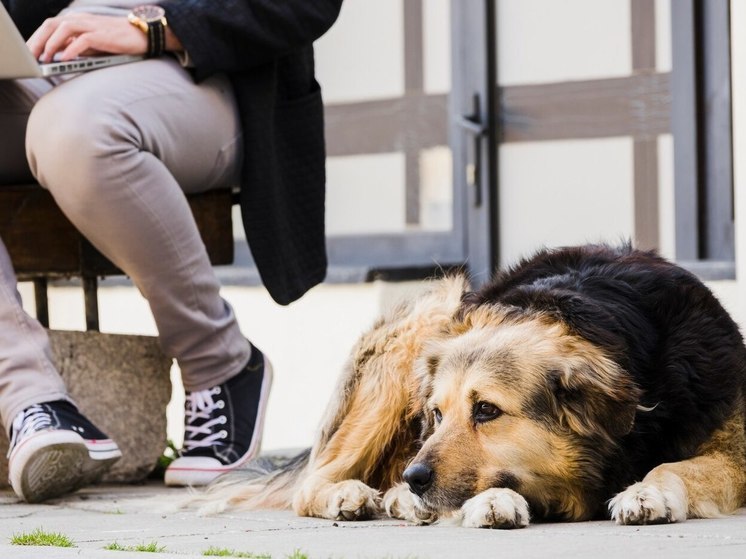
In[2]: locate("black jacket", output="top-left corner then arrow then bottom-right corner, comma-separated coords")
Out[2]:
6,0 -> 344,305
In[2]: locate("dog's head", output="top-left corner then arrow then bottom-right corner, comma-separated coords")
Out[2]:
403,305 -> 640,520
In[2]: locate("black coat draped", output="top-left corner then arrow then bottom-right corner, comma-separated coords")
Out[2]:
6,0 -> 344,305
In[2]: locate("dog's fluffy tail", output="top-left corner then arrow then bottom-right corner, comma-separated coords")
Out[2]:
187,449 -> 311,516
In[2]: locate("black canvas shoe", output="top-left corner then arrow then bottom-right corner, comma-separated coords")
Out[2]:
7,401 -> 121,503
164,344 -> 273,486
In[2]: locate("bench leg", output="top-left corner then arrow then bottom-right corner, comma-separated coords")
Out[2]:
83,276 -> 99,332
33,278 -> 50,328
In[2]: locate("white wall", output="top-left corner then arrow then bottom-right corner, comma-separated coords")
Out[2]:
315,0 -> 453,237
315,0 -> 404,104
496,0 -> 633,266
499,138 -> 634,267
495,0 -> 680,271
720,0 -> 746,331
497,0 -> 631,86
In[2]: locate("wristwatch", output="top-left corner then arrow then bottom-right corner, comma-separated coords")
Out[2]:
127,5 -> 168,58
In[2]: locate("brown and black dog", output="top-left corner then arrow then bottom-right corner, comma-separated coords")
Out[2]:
195,244 -> 746,528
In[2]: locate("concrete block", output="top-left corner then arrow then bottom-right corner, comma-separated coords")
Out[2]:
0,330 -> 172,488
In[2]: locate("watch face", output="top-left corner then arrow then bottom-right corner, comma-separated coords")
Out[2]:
132,5 -> 166,22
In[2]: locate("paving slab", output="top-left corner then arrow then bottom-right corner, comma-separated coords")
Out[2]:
0,483 -> 745,559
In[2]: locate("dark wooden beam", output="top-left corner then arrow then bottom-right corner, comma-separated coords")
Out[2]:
633,138 -> 660,250
325,94 -> 449,157
499,73 -> 671,143
326,73 -> 672,157
631,0 -> 657,71
631,0 -> 660,251
404,0 -> 424,94
403,0 -> 425,225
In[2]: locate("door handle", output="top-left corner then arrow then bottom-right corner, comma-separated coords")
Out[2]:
457,94 -> 487,207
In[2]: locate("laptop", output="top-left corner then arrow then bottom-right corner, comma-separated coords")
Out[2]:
0,3 -> 143,79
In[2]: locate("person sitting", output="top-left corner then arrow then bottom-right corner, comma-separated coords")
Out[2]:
0,0 -> 343,502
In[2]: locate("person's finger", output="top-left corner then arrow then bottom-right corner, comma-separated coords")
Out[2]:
27,17 -> 62,60
40,19 -> 94,62
58,33 -> 95,61
56,19 -> 148,61
27,14 -> 107,61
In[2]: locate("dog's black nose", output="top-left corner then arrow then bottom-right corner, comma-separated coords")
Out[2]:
403,463 -> 434,496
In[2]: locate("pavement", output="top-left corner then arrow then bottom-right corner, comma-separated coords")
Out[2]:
0,483 -> 745,559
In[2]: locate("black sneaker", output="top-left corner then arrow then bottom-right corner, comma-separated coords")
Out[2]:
7,401 -> 122,503
164,344 -> 273,486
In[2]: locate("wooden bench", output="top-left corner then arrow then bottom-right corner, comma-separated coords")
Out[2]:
0,183 -> 235,331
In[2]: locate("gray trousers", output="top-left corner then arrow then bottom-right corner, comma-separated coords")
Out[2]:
0,57 -> 251,431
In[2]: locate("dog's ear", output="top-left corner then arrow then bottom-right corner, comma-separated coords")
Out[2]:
454,291 -> 481,323
548,363 -> 639,439
504,285 -> 640,438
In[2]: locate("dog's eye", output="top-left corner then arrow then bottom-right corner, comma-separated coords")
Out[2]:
433,408 -> 442,424
473,401 -> 502,423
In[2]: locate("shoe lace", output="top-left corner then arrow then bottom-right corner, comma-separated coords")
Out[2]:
183,387 -> 228,451
7,404 -> 53,458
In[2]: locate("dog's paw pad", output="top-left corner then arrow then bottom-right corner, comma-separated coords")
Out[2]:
460,488 -> 530,529
328,480 -> 381,521
382,483 -> 437,525
609,478 -> 687,525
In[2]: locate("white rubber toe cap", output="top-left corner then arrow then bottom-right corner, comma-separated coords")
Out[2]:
164,456 -> 230,486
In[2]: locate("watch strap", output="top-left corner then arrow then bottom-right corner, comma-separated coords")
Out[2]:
146,19 -> 166,58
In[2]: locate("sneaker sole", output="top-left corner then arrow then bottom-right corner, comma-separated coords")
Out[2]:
164,358 -> 274,487
9,430 -> 121,503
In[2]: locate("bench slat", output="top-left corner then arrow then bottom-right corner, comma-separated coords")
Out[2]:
0,184 -> 234,280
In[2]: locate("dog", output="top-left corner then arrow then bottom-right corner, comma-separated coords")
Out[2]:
195,244 -> 746,528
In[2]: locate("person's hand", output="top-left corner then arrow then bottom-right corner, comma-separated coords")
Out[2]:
27,13 -> 147,63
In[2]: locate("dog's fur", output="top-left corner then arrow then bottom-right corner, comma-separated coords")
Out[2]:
196,244 -> 746,528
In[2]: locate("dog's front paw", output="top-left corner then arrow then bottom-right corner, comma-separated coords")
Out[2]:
609,474 -> 688,525
326,480 -> 381,521
459,488 -> 530,529
382,483 -> 437,525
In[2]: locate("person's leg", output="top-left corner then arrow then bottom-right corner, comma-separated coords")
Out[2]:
26,57 -> 271,485
0,79 -> 53,184
26,58 -> 251,390
0,239 -> 69,429
0,79 -> 67,426
0,80 -> 121,503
